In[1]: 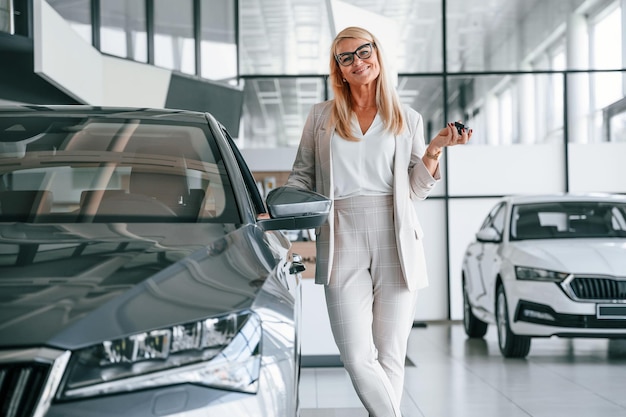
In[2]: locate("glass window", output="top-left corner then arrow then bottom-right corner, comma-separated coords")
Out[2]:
242,77 -> 326,147
591,6 -> 623,113
568,70 -> 626,143
550,54 -> 565,134
449,74 -> 564,146
336,0 -> 443,73
200,0 -> 237,82
446,0 -> 590,72
238,0 -> 332,75
593,70 -> 624,142
397,76 -> 445,141
551,49 -> 566,71
591,4 -> 622,71
0,0 -> 11,33
100,0 -> 147,62
154,0 -> 195,75
608,104 -> 626,142
47,0 -> 92,45
398,75 -> 446,197
498,88 -> 513,144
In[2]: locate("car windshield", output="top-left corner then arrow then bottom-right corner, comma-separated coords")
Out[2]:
0,115 -> 239,223
510,201 -> 626,240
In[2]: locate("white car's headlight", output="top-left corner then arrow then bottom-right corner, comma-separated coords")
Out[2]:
515,266 -> 569,282
59,310 -> 261,400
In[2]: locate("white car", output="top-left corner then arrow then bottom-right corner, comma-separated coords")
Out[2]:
461,193 -> 626,358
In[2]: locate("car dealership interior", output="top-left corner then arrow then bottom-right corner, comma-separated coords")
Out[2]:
1,0 -> 626,416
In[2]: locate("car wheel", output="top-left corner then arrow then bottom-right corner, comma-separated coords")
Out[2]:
496,285 -> 531,358
608,338 -> 626,359
463,282 -> 488,338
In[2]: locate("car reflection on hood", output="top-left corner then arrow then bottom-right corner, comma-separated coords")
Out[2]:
0,222 -> 281,349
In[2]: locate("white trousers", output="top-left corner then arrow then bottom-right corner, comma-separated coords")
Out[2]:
325,195 -> 418,417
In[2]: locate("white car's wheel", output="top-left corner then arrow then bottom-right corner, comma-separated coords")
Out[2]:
496,285 -> 531,358
463,282 -> 488,338
608,339 -> 626,359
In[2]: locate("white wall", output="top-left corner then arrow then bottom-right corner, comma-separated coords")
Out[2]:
447,198 -> 501,319
301,280 -> 338,357
33,0 -> 171,107
241,147 -> 297,172
447,143 -> 566,195
569,143 -> 626,193
413,199 -> 448,320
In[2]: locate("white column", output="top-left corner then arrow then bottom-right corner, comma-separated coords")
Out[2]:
518,64 -> 536,144
622,0 -> 626,95
485,93 -> 499,145
566,12 -> 590,144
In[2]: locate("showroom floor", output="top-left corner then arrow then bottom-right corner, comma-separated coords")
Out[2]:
299,321 -> 626,417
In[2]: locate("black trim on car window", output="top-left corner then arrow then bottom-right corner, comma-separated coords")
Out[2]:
220,128 -> 267,215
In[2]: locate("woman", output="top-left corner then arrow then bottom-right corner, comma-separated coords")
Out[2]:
285,26 -> 471,416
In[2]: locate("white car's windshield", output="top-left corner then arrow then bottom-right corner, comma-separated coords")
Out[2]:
510,201 -> 626,240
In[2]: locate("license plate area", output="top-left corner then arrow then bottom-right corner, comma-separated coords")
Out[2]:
596,304 -> 626,319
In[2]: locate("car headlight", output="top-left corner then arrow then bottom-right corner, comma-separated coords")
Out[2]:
515,266 -> 569,282
58,310 -> 261,400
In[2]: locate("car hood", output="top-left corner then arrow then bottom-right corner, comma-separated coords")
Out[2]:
0,222 -> 285,349
510,238 -> 626,275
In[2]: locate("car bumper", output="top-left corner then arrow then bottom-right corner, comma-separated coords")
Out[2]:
505,280 -> 626,337
44,370 -> 293,417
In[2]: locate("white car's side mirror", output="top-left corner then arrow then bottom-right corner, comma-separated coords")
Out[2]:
476,227 -> 501,243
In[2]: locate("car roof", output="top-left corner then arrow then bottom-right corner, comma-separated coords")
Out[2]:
502,193 -> 626,205
0,104 -> 214,125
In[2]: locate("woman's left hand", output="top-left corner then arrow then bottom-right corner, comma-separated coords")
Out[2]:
422,121 -> 472,172
431,122 -> 472,149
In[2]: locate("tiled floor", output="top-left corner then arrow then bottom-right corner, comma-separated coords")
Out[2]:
300,321 -> 626,417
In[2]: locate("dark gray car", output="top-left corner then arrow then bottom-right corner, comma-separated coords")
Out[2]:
0,105 -> 330,417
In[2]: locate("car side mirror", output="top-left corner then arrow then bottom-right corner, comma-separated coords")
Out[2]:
476,227 -> 501,243
259,186 -> 331,231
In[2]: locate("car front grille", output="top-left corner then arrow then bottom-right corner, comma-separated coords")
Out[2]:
567,277 -> 626,301
0,348 -> 70,417
0,362 -> 50,417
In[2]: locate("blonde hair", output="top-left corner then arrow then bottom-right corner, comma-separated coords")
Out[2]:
329,26 -> 405,141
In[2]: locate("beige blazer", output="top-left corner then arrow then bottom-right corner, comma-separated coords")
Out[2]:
285,100 -> 440,291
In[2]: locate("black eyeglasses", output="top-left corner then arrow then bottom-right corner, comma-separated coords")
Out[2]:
335,43 -> 374,66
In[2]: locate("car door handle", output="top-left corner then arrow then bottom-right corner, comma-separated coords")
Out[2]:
289,262 -> 305,274
289,253 -> 306,274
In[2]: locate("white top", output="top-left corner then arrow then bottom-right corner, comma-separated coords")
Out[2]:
331,113 -> 395,199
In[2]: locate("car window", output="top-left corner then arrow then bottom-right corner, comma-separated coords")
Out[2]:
480,202 -> 505,236
220,127 -> 266,216
0,116 -> 241,223
510,201 -> 626,240
490,204 -> 506,236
